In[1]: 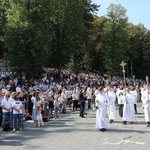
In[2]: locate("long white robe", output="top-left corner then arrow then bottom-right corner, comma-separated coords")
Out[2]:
106,90 -> 116,120
123,92 -> 135,122
141,88 -> 150,122
95,93 -> 109,129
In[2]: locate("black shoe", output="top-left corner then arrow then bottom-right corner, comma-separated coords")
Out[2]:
81,116 -> 85,118
101,128 -> 105,132
147,122 -> 150,127
109,119 -> 113,123
123,121 -> 126,125
99,128 -> 105,132
130,122 -> 133,124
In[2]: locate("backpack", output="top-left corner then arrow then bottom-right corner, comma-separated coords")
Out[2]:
3,123 -> 10,131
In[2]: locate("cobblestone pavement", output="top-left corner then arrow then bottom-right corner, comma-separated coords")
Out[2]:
0,102 -> 150,150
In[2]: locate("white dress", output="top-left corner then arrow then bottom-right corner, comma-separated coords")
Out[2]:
141,88 -> 150,122
37,110 -> 42,121
123,92 -> 135,122
95,93 -> 109,129
107,90 -> 116,120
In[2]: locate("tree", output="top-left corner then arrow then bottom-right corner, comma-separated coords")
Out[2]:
48,0 -> 85,76
47,0 -> 100,76
0,0 -> 10,72
75,0 -> 100,72
136,24 -> 150,78
0,0 -> 9,58
89,16 -> 107,74
101,3 -> 129,76
4,0 -> 54,78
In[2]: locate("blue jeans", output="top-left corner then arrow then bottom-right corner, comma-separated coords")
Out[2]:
54,107 -> 59,119
13,114 -> 22,129
2,112 -> 12,128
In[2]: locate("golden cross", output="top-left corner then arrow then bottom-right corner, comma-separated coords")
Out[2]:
120,61 -> 126,73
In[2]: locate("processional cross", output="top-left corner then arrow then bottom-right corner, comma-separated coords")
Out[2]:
120,61 -> 126,73
120,61 -> 127,87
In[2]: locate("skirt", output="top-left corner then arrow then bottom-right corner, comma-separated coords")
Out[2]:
32,109 -> 37,121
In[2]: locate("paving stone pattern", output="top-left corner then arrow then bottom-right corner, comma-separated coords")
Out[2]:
0,102 -> 150,150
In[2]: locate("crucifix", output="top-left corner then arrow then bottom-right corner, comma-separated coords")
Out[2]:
120,61 -> 127,87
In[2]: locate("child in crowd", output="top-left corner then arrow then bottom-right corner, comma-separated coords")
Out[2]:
58,95 -> 63,114
36,106 -> 44,126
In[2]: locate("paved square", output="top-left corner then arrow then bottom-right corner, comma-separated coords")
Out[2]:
0,103 -> 150,150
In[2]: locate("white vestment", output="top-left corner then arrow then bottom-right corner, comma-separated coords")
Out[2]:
107,90 -> 116,120
123,92 -> 135,122
141,88 -> 150,122
95,93 -> 109,129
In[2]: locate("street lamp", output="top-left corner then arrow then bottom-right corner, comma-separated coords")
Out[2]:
131,58 -> 136,78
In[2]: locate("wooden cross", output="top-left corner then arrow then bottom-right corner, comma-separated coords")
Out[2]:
120,61 -> 126,73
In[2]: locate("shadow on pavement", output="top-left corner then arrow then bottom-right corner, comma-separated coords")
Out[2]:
108,128 -> 150,134
0,140 -> 23,146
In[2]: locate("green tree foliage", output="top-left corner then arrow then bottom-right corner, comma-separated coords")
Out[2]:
125,23 -> 150,78
78,0 -> 100,72
0,0 -> 9,58
136,24 -> 150,78
1,1 -> 150,79
48,0 -> 85,74
54,0 -> 100,73
90,16 -> 107,74
4,0 -> 54,78
4,0 -> 93,78
101,3 -> 129,76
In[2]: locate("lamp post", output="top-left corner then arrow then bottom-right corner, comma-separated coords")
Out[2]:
131,56 -> 137,78
131,58 -> 135,78
120,61 -> 127,87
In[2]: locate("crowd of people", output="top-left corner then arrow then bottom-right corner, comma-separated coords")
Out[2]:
0,68 -> 150,133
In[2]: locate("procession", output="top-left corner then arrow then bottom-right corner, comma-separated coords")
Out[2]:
1,0 -> 150,149
0,67 -> 150,133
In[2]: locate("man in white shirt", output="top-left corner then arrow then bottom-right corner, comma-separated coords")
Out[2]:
116,84 -> 125,117
66,88 -> 73,108
1,93 -> 12,130
12,95 -> 23,131
86,87 -> 93,110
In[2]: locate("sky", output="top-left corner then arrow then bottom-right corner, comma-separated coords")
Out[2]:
92,0 -> 150,30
